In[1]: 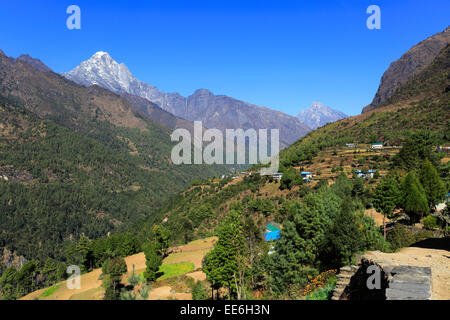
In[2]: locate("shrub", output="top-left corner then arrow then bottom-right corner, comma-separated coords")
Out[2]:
304,270 -> 338,300
421,215 -> 439,230
387,224 -> 434,251
191,281 -> 209,300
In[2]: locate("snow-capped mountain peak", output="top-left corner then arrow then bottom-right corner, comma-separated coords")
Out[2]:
61,52 -> 312,147
62,51 -> 136,92
297,101 -> 347,130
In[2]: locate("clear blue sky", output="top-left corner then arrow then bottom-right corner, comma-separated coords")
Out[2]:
0,0 -> 448,116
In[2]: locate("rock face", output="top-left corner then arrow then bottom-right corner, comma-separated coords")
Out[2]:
386,266 -> 432,300
362,26 -> 450,113
296,101 -> 347,130
1,248 -> 27,269
62,52 -> 311,147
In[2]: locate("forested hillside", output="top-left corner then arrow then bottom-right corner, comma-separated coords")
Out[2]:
0,53 -> 227,264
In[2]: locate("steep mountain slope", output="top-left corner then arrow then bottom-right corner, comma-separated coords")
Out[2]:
62,52 -> 310,147
297,101 -> 347,129
0,50 -> 227,261
148,40 -> 450,243
363,26 -> 450,113
16,54 -> 52,73
282,44 -> 449,168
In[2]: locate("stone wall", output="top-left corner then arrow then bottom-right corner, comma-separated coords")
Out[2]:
332,252 -> 433,300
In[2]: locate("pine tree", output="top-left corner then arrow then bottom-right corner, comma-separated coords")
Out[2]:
202,210 -> 246,299
143,241 -> 163,283
102,257 -> 127,300
402,172 -> 429,224
373,177 -> 401,239
420,159 -> 446,209
327,200 -> 363,266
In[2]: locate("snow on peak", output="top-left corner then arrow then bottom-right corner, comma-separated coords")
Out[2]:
297,101 -> 347,130
62,51 -> 136,93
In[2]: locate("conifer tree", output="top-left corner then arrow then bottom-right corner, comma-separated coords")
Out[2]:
420,159 -> 446,209
402,172 -> 429,224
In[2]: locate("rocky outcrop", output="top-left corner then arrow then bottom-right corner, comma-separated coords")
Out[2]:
363,26 -> 450,113
386,266 -> 432,300
1,248 -> 27,270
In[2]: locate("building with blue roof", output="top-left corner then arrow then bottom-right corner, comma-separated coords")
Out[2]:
264,229 -> 281,242
300,172 -> 312,181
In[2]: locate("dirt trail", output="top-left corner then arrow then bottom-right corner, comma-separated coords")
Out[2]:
364,242 -> 450,300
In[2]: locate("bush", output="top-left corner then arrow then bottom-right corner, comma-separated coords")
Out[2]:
421,216 -> 439,230
304,270 -> 338,300
387,224 -> 434,251
191,281 -> 209,300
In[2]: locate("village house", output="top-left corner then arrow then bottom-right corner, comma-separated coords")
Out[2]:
264,222 -> 281,242
300,172 -> 312,181
371,143 -> 383,149
356,169 -> 376,179
366,169 -> 376,178
271,172 -> 283,180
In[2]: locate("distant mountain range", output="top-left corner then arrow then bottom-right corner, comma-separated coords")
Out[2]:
363,26 -> 450,113
62,52 -> 310,148
296,101 -> 347,130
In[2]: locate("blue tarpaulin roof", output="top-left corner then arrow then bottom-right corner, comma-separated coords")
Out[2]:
264,230 -> 281,242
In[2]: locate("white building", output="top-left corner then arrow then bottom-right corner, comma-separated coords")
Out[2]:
371,143 -> 383,149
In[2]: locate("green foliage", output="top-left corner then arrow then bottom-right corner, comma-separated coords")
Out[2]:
143,241 -> 163,283
387,224 -> 434,251
392,131 -> 440,170
373,177 -> 401,219
267,194 -> 338,297
0,99 -> 225,279
421,216 -> 439,230
401,172 -> 429,223
326,200 -> 364,266
191,281 -> 209,300
39,284 -> 61,298
419,159 -> 446,208
305,277 -> 338,301
102,257 -> 127,300
158,263 -> 195,280
152,225 -> 172,257
280,168 -> 303,190
127,264 -> 140,287
203,210 -> 246,298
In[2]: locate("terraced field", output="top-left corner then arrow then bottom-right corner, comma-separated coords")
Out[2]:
21,237 -> 217,300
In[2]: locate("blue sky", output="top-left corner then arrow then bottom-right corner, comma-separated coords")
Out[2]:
0,1 -> 448,116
